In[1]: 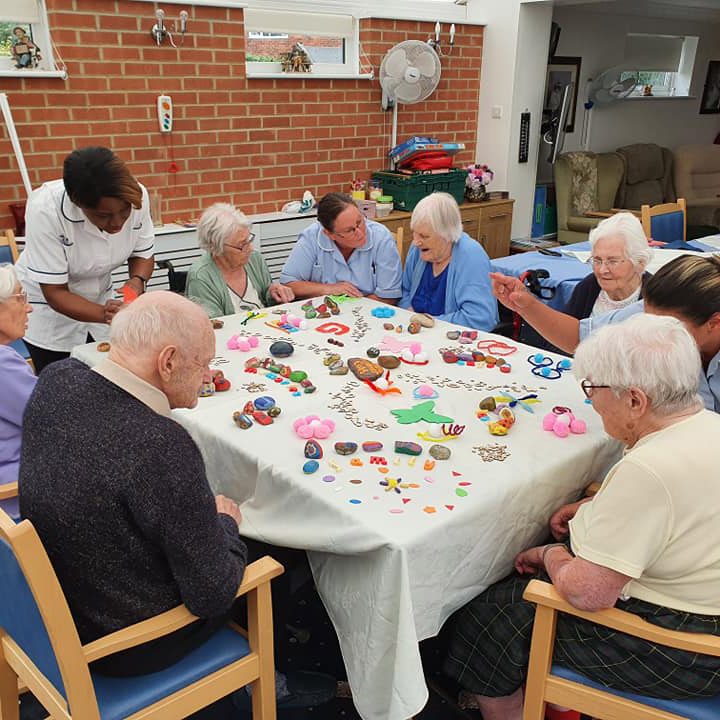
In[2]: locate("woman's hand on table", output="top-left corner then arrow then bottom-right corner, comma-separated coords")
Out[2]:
216,495 -> 242,526
489,272 -> 534,314
514,545 -> 545,575
327,281 -> 363,298
103,299 -> 124,323
268,282 -> 295,304
550,498 -> 592,540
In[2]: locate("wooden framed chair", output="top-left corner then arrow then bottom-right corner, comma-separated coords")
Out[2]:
0,483 -> 19,523
641,198 -> 687,244
390,226 -> 409,263
523,579 -> 720,720
0,508 -> 283,720
0,229 -> 20,264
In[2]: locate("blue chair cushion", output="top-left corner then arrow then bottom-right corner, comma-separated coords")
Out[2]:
91,626 -> 251,720
551,664 -> 720,720
9,338 -> 30,361
650,210 -> 684,244
0,246 -> 13,264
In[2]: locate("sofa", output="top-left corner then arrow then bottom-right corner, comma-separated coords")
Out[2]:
673,144 -> 720,230
615,143 -> 675,210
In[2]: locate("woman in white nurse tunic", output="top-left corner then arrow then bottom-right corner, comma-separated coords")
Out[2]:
15,147 -> 155,372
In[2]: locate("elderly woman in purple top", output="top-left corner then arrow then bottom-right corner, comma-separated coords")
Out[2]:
0,265 -> 36,519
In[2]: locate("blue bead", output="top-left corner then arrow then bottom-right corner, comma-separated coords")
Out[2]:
303,460 -> 319,474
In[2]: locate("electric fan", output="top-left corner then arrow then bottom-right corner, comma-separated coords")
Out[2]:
588,67 -> 639,105
379,40 -> 442,151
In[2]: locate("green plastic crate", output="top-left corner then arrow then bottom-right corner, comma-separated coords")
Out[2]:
371,169 -> 469,212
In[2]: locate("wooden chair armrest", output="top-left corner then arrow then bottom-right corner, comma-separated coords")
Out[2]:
610,207 -> 641,216
83,556 -> 284,663
584,481 -> 601,497
0,482 -> 18,501
583,211 -> 614,218
523,580 -> 720,656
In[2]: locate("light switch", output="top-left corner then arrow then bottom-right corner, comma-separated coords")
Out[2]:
491,105 -> 503,119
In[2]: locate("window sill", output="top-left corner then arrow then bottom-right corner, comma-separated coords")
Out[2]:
0,69 -> 67,79
246,71 -> 374,80
623,95 -> 696,100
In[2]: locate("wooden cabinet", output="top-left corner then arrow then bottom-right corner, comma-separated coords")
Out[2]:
374,199 -> 514,261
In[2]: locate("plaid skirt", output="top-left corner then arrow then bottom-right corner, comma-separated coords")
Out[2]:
443,572 -> 720,699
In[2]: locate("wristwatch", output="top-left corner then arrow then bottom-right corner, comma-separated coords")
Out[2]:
130,274 -> 148,292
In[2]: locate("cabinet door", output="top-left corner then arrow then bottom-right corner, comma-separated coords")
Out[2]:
459,205 -> 481,243
478,202 -> 514,259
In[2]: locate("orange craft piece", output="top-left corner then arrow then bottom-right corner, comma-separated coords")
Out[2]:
121,285 -> 139,304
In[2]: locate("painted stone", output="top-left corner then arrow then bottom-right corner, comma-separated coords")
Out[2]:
290,370 -> 307,382
334,442 -> 358,456
211,318 -> 224,329
270,341 -> 294,358
243,401 -> 256,415
458,352 -> 473,362
328,359 -> 344,370
245,356 -> 261,369
407,322 -> 421,334
366,347 -> 380,358
253,396 -> 276,411
317,311 -> 331,319
394,441 -> 423,456
232,411 -> 253,429
472,351 -> 486,362
303,460 -> 319,474
410,312 -> 435,328
429,444 -> 451,460
377,355 -> 400,369
279,365 -> 291,377
324,296 -> 340,315
252,411 -> 273,426
304,440 -> 323,459
383,323 -> 395,331
442,351 -> 458,364
329,365 -> 349,376
479,397 -> 497,411
446,330 -> 460,340
199,382 -> 215,397
324,353 -> 342,367
455,488 -> 469,497
268,364 -> 282,374
300,379 -> 314,388
496,357 -> 506,366
303,385 -> 317,394
267,406 -> 282,418
347,358 -> 384,382
304,308 -> 318,319
362,441 -> 383,452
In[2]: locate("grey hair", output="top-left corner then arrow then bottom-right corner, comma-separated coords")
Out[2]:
588,212 -> 652,270
0,264 -> 18,302
110,291 -> 210,357
574,314 -> 702,415
410,192 -> 463,245
197,203 -> 252,257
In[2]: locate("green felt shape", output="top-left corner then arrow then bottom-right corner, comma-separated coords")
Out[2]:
391,401 -> 454,425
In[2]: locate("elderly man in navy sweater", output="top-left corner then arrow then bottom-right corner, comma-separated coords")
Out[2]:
19,291 -> 335,709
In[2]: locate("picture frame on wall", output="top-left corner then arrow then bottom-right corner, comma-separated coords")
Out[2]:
544,56 -> 581,133
699,61 -> 720,114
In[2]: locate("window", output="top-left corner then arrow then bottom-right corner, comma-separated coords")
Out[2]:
0,0 -> 64,76
244,8 -> 360,77
622,33 -> 698,97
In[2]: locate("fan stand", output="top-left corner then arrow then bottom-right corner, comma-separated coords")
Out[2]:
390,103 -> 399,168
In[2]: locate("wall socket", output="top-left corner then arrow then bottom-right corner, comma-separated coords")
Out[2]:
491,105 -> 503,119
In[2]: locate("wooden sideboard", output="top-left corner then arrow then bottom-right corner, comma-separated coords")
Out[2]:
374,198 -> 515,261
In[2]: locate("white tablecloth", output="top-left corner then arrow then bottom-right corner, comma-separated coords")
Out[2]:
73,298 -> 619,720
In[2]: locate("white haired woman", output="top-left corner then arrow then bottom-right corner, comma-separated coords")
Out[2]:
399,192 -> 498,330
442,314 -> 720,720
564,211 -> 652,319
0,265 -> 36,520
186,203 -> 294,318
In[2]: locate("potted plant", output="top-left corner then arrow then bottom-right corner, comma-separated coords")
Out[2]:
465,163 -> 494,202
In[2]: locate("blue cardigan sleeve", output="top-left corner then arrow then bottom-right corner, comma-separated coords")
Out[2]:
437,240 -> 499,331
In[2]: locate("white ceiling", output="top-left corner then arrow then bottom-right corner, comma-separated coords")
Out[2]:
552,0 -> 720,23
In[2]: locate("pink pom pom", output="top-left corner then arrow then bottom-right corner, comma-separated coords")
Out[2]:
248,336 -> 259,348
226,336 -> 238,350
314,425 -> 331,439
409,342 -> 422,355
553,423 -> 570,438
280,314 -> 288,324
542,413 -> 556,431
297,425 -> 313,439
237,340 -> 251,352
570,418 -> 587,434
290,315 -> 301,328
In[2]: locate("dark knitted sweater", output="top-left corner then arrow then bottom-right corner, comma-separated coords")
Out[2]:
563,271 -> 650,320
19,359 -> 247,644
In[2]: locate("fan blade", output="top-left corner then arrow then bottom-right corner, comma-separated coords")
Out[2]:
383,48 -> 409,79
395,82 -> 423,103
414,51 -> 438,77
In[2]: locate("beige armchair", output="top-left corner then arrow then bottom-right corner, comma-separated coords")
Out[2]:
554,151 -> 624,244
615,143 -> 675,209
673,144 -> 720,229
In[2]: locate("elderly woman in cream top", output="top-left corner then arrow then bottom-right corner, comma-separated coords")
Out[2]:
442,314 -> 720,720
186,203 -> 294,318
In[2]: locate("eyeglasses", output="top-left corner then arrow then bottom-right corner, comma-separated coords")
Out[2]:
331,218 -> 365,239
226,232 -> 256,252
10,290 -> 28,304
586,256 -> 626,269
580,378 -> 611,399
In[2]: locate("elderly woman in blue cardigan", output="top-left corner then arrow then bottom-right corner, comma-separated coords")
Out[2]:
399,192 -> 498,330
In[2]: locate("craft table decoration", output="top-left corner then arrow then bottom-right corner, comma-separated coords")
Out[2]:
528,353 -> 573,380
542,406 -> 587,437
69,295 -> 620,720
371,306 -> 396,319
227,335 -> 260,352
391,401 -> 453,425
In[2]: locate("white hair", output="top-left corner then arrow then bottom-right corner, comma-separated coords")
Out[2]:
197,203 -> 252,257
0,264 -> 18,302
574,314 -> 702,415
588,212 -> 652,270
410,192 -> 463,245
110,291 -> 210,357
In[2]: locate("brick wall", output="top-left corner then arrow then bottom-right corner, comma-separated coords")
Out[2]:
0,2 -> 483,229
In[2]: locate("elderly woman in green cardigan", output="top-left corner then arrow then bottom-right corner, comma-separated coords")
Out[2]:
186,203 -> 294,317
